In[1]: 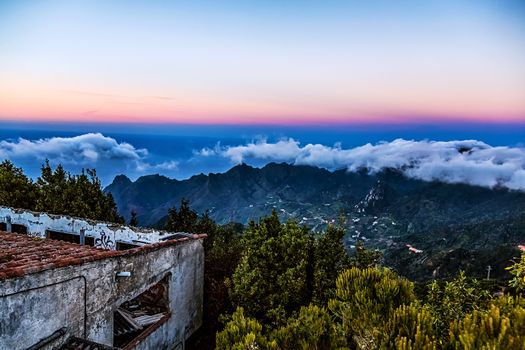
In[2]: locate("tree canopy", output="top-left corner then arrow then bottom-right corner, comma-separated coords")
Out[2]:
0,159 -> 122,223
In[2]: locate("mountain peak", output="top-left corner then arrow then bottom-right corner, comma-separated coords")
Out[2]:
111,174 -> 132,186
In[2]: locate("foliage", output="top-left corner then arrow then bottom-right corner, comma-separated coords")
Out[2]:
271,304 -> 347,350
216,307 -> 277,350
129,209 -> 138,226
448,296 -> 525,349
172,199 -> 245,350
0,160 -> 122,223
165,198 -> 199,233
230,211 -> 313,326
0,160 -> 37,210
312,225 -> 352,303
35,161 -> 123,223
379,304 -> 438,350
350,240 -> 382,269
507,252 -> 525,292
425,271 -> 492,337
328,267 -> 415,348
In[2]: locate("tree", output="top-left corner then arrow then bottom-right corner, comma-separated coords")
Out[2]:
351,240 -> 382,269
129,209 -> 139,226
448,296 -> 525,349
328,267 -> 415,348
165,198 -> 199,232
230,211 -> 313,326
35,161 -> 123,223
271,304 -> 347,350
0,160 -> 37,210
507,252 -> 525,292
216,307 -> 277,350
173,201 -> 245,350
425,271 -> 492,337
35,161 -> 69,214
312,225 -> 352,303
378,304 -> 438,350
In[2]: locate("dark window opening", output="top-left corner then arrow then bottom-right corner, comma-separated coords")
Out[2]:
0,223 -> 6,231
46,230 -> 95,246
116,242 -> 139,251
84,236 -> 95,246
12,224 -> 27,234
114,275 -> 170,349
47,230 -> 80,244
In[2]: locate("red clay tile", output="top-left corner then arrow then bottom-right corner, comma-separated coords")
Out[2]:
0,230 -> 205,281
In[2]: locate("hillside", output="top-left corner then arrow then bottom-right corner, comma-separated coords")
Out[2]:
106,162 -> 525,280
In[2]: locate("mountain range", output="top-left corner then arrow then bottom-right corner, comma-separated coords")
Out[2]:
106,162 -> 525,281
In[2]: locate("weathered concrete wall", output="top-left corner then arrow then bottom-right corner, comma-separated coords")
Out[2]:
0,206 -> 186,249
0,277 -> 86,350
0,239 -> 204,350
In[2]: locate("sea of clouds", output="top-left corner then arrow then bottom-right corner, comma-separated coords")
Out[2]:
0,133 -> 178,183
198,138 -> 525,191
0,133 -> 524,191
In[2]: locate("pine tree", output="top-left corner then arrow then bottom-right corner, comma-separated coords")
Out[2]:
165,198 -> 198,232
448,296 -> 525,349
328,267 -> 415,348
0,160 -> 37,210
216,307 -> 277,350
35,161 -> 123,223
129,209 -> 139,226
379,304 -> 438,350
312,225 -> 352,303
271,304 -> 347,350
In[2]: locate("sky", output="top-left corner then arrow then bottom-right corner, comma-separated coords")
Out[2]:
0,0 -> 524,125
0,1 -> 524,188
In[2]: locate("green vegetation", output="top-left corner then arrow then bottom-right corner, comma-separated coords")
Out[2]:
230,212 -> 315,326
165,199 -> 244,349
158,195 -> 525,349
211,212 -> 525,350
0,160 -> 122,223
0,160 -> 37,210
507,253 -> 525,292
105,162 -> 525,282
3,161 -> 525,349
129,209 -> 139,226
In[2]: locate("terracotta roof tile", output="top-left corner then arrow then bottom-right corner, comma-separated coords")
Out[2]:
0,231 -> 206,281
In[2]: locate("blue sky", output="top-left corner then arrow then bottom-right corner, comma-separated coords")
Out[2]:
0,1 -> 524,186
1,0 -> 524,124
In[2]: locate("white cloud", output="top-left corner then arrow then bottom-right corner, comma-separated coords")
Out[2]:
137,160 -> 179,172
4,133 -> 524,191
199,138 -> 525,191
0,133 -> 179,183
0,133 -> 146,164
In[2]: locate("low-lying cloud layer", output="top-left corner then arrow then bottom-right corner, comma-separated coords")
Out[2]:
0,133 -> 177,183
199,139 -> 525,191
2,133 -> 524,191
0,133 -> 145,164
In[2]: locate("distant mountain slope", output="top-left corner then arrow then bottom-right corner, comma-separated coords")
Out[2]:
107,163 -> 371,227
106,163 -> 525,280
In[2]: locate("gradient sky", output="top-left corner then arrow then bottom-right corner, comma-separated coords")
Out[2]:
0,0 -> 524,125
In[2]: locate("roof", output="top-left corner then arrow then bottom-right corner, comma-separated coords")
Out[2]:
0,231 -> 206,281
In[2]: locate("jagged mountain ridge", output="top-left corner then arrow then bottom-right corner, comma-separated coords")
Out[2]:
106,162 -> 524,228
106,162 -> 525,280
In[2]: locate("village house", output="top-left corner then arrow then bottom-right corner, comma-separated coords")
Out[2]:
0,206 -> 205,350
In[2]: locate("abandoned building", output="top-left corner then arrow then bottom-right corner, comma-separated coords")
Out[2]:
0,206 -> 206,350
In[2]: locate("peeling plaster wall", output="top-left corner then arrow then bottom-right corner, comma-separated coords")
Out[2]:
0,239 -> 204,350
0,277 -> 86,350
0,206 -> 184,249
